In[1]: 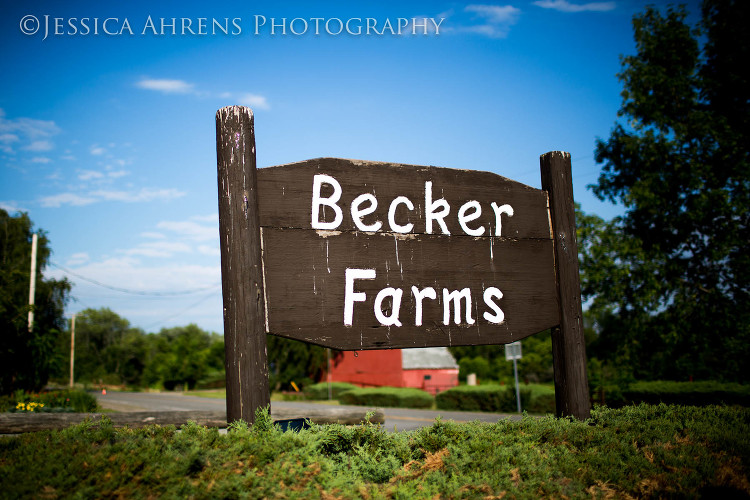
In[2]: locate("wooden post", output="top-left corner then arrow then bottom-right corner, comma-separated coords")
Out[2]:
540,151 -> 591,420
28,233 -> 38,332
69,314 -> 76,388
216,106 -> 270,424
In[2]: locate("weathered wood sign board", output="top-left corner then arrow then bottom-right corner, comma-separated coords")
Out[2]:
216,106 -> 590,423
258,158 -> 560,349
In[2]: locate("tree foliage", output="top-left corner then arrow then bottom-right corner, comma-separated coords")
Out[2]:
449,330 -> 554,385
63,308 -> 224,390
266,335 -> 328,391
588,0 -> 749,381
0,210 -> 71,394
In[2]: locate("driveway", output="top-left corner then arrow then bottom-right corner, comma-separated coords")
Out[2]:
96,391 -> 524,431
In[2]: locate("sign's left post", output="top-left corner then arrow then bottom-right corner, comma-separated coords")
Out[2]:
216,106 -> 270,424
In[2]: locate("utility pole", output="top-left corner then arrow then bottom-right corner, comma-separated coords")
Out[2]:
69,314 -> 76,388
28,233 -> 38,332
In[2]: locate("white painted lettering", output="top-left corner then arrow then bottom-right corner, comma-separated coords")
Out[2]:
425,181 -> 450,235
388,196 -> 414,233
443,288 -> 475,325
312,174 -> 344,230
374,288 -> 403,326
483,287 -> 505,324
491,202 -> 514,236
458,200 -> 484,236
411,286 -> 437,326
343,268 -> 375,326
351,193 -> 382,232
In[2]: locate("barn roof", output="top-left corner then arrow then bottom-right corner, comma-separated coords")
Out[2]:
402,347 -> 459,370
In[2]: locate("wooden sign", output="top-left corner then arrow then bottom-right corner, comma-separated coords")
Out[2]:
216,106 -> 590,422
258,158 -> 559,350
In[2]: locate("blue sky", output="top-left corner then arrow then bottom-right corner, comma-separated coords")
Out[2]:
1,0 -> 700,333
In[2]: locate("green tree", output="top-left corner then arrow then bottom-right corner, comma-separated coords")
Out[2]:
449,330 -> 554,385
71,308 -> 144,384
145,324 -> 223,390
589,0 -> 749,381
0,210 -> 71,393
266,335 -> 328,390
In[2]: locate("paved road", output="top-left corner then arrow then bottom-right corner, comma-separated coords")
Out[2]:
96,391 -> 523,431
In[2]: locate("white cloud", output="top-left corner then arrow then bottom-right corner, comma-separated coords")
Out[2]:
66,252 -> 90,266
89,187 -> 186,203
190,213 -> 219,223
198,245 -> 220,256
463,4 -> 521,38
238,93 -> 271,110
30,157 -> 52,164
157,218 -> 218,242
136,78 -> 195,94
0,133 -> 19,143
90,145 -> 106,156
0,133 -> 20,153
533,0 -> 616,12
40,192 -> 97,207
141,231 -> 166,239
134,79 -> 270,111
124,241 -> 193,258
0,109 -> 60,154
78,169 -> 105,181
107,170 -> 129,179
39,187 -> 185,207
0,200 -> 27,213
26,140 -> 53,152
49,257 -> 221,297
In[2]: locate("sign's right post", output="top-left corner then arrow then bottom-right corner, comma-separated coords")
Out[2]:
540,151 -> 591,420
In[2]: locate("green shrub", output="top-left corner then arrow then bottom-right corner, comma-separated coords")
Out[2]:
527,393 -> 556,414
458,355 -> 492,381
622,380 -> 750,406
2,405 -> 748,498
436,385 -> 531,412
304,382 -> 359,400
590,384 -> 627,407
1,389 -> 98,413
338,387 -> 433,408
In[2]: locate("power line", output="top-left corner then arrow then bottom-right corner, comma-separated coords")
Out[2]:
50,261 -> 221,296
141,290 -> 220,331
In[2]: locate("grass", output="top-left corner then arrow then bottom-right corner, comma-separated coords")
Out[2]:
187,389 -> 341,405
1,404 -> 748,498
187,389 -> 227,399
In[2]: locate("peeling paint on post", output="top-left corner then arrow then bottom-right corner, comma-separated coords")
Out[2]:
216,106 -> 269,424
540,151 -> 591,420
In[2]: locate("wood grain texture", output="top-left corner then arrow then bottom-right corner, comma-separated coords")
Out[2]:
540,151 -> 591,420
256,157 -> 559,350
262,229 -> 559,350
216,106 -> 270,424
257,157 -> 551,239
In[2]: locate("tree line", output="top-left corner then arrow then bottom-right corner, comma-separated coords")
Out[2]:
1,0 -> 747,395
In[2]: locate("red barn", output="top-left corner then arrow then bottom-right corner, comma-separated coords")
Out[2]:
328,347 -> 459,395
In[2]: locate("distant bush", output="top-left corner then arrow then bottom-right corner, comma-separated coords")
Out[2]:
622,381 -> 750,407
527,393 -> 556,414
195,370 -> 226,390
436,385 -> 531,412
1,389 -> 98,413
304,382 -> 359,400
338,387 -> 433,409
